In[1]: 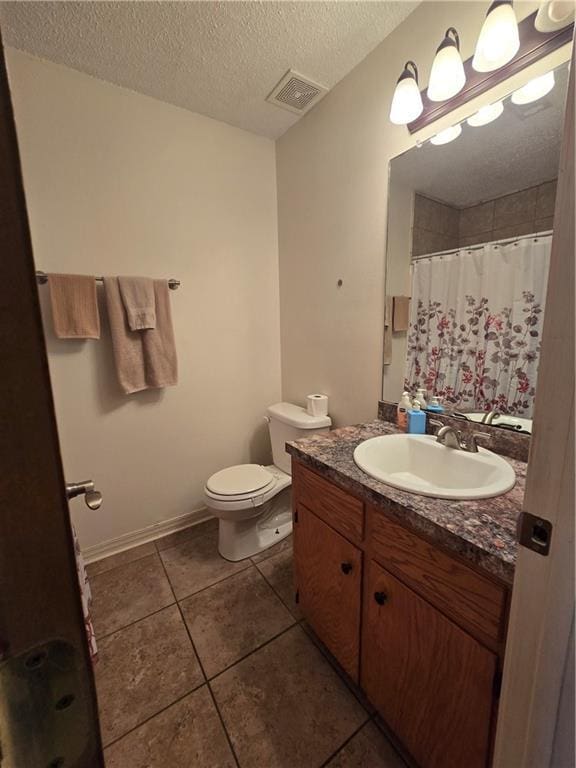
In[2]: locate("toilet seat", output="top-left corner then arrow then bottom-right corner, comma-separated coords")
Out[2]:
204,464 -> 291,512
206,464 -> 274,497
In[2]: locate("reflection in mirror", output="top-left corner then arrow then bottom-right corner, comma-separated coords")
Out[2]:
382,62 -> 570,435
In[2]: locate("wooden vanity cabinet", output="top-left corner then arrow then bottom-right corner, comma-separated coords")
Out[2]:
292,460 -> 509,768
363,560 -> 496,768
293,503 -> 362,680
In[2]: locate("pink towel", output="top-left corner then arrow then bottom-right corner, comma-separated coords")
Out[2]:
48,273 -> 100,339
118,276 -> 156,330
104,277 -> 177,394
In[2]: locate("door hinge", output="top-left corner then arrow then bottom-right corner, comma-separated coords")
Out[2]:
295,589 -> 299,604
294,508 -> 298,524
518,511 -> 552,556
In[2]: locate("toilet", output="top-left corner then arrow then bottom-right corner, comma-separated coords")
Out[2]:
204,402 -> 331,561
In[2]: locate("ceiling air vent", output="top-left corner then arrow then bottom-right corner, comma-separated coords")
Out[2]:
267,70 -> 328,115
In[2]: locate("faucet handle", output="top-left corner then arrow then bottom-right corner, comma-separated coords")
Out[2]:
463,431 -> 491,453
429,419 -> 443,430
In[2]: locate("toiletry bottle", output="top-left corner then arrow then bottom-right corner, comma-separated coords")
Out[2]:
408,400 -> 427,434
427,395 -> 445,414
397,392 -> 412,431
415,387 -> 427,409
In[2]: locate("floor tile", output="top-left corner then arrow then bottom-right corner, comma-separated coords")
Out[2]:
104,686 -> 235,768
159,526 -> 249,600
325,722 -> 406,767
211,624 -> 368,768
90,554 -> 174,636
86,542 -> 157,578
95,605 -> 204,745
251,533 -> 292,564
256,545 -> 302,619
180,566 -> 295,677
155,517 -> 218,551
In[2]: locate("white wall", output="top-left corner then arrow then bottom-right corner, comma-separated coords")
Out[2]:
6,49 -> 281,554
276,0 -> 570,428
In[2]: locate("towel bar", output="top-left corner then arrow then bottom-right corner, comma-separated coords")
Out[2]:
35,271 -> 180,290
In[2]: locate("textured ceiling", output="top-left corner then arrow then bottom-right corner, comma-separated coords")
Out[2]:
0,1 -> 418,138
391,64 -> 569,208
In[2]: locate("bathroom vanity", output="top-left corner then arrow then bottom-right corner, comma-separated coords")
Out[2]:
288,419 -> 525,768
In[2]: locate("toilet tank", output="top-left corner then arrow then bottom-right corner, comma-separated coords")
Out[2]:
267,402 -> 331,475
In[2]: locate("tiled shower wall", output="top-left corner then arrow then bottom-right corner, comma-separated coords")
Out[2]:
412,179 -> 557,257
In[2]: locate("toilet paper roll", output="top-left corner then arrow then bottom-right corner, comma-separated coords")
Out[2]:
306,393 -> 329,417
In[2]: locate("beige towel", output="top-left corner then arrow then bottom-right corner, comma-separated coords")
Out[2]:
393,295 -> 411,332
48,273 -> 100,339
104,277 -> 178,394
118,276 -> 156,330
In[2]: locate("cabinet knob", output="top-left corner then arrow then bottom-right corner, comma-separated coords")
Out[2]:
374,591 -> 388,606
340,562 -> 353,575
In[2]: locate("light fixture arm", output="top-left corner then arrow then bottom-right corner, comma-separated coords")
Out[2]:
437,27 -> 461,53
398,60 -> 419,85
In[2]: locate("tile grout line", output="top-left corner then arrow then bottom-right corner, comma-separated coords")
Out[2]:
300,621 -> 375,715
173,560 -> 254,604
205,621 -> 298,683
250,559 -> 297,619
101,555 -> 208,753
318,717 -> 372,768
87,549 -> 154,579
89,519 -> 218,579
101,681 -> 207,752
156,546 -> 242,768
253,554 -> 301,621
95,599 -> 177,643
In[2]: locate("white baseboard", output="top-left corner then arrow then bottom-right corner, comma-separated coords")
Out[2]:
82,507 -> 214,564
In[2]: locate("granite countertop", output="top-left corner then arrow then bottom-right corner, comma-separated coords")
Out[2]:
287,420 -> 526,585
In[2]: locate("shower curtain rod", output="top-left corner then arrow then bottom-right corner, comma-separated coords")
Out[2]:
411,229 -> 553,263
35,270 -> 181,290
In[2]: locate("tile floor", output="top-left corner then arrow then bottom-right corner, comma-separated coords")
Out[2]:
88,518 -> 407,768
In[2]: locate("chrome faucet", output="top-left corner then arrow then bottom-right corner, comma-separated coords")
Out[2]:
481,410 -> 500,425
429,420 -> 491,453
434,425 -> 462,450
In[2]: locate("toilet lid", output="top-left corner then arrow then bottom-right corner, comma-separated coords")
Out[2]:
206,464 -> 274,496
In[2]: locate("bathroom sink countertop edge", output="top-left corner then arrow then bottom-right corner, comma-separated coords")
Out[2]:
287,420 -> 526,585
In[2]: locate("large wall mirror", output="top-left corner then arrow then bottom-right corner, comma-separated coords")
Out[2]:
382,61 -> 570,435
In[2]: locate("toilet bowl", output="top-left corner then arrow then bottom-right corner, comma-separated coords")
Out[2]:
204,402 -> 331,561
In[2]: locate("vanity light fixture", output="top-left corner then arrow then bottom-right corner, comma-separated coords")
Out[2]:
511,70 -> 555,104
430,124 -> 462,145
428,28 -> 466,102
472,1 -> 520,72
466,100 -> 504,126
389,61 -> 423,125
534,0 -> 575,33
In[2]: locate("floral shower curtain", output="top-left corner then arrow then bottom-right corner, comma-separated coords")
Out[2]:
404,234 -> 551,417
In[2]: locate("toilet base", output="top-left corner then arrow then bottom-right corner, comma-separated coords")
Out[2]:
217,486 -> 292,561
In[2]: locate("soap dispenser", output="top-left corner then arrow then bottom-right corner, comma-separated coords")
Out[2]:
427,395 -> 445,414
408,400 -> 427,434
415,387 -> 427,409
397,392 -> 412,431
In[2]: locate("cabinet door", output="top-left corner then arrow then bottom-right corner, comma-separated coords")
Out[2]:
294,504 -> 362,680
362,560 -> 497,768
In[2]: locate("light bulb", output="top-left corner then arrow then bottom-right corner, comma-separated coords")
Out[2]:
430,124 -> 462,146
473,1 -> 520,72
511,70 -> 555,105
467,101 -> 504,126
389,61 -> 423,125
428,28 -> 466,102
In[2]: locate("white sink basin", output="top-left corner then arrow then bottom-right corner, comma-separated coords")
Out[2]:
353,434 -> 516,500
